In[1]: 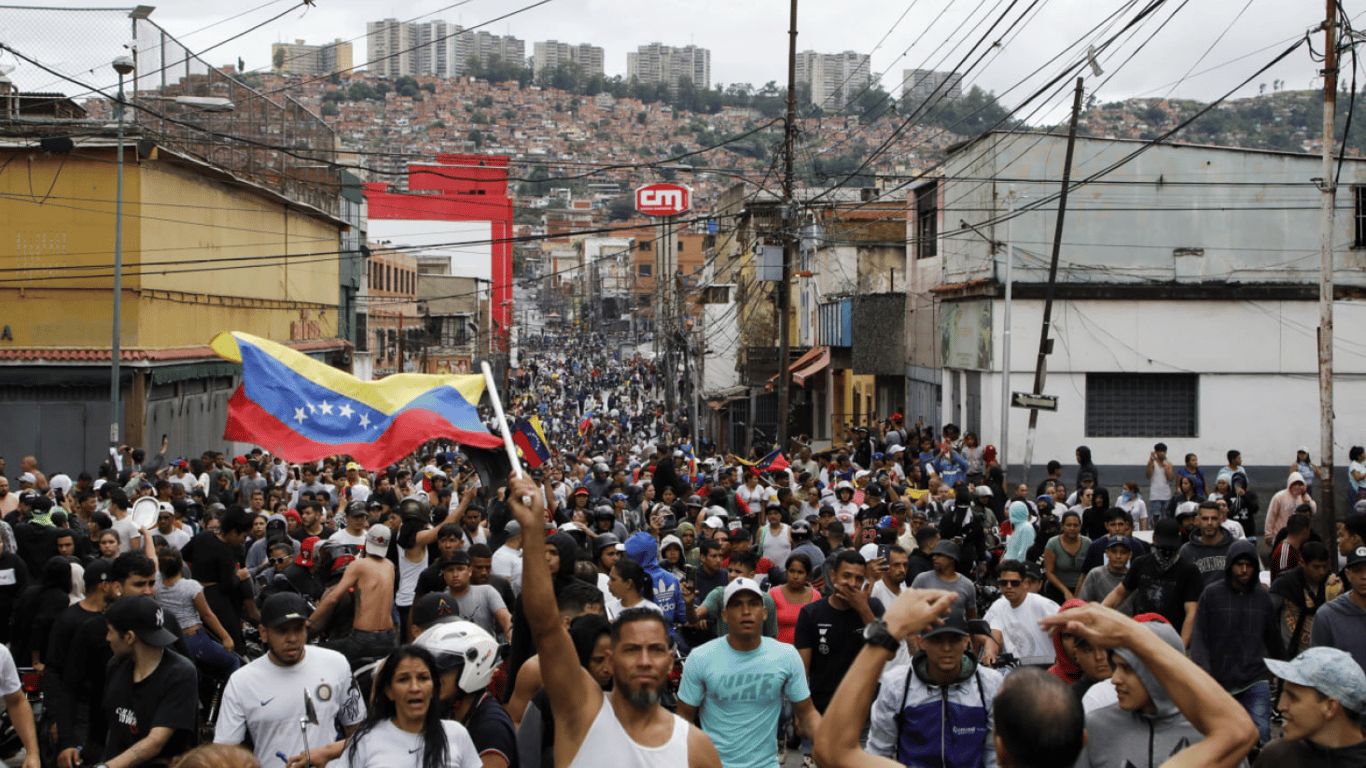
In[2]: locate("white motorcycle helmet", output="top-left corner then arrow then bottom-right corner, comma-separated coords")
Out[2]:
413,620 -> 502,696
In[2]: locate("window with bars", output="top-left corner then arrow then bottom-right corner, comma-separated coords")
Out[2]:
1085,373 -> 1198,438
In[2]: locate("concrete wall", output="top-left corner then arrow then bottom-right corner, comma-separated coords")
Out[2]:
955,297 -> 1366,470
940,133 -> 1366,288
0,149 -> 343,349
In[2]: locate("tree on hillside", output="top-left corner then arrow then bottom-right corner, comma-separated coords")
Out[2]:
273,47 -> 285,72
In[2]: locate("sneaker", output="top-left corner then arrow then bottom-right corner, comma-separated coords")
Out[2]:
778,737 -> 787,764
802,755 -> 816,768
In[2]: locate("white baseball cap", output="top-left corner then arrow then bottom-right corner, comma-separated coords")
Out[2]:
722,577 -> 764,607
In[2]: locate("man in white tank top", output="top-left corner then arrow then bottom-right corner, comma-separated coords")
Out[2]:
506,476 -> 722,768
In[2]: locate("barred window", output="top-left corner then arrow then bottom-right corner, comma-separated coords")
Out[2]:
1355,186 -> 1366,248
1085,373 -> 1198,438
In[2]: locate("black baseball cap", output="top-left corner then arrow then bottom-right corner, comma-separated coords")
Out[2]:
921,612 -> 970,640
1152,517 -> 1183,548
440,550 -> 472,568
105,595 -> 177,647
259,592 -> 312,628
83,558 -> 113,587
411,592 -> 461,630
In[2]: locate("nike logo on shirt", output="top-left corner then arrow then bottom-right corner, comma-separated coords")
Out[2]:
260,698 -> 274,707
408,747 -> 422,754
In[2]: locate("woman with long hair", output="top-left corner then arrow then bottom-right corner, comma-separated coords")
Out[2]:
605,558 -> 661,620
344,646 -> 481,768
154,546 -> 239,676
1043,511 -> 1091,604
769,553 -> 819,645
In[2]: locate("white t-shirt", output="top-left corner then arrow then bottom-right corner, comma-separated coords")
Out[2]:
329,529 -> 368,548
737,484 -> 766,516
605,597 -> 664,621
159,526 -> 193,551
0,645 -> 20,713
214,647 -> 366,768
834,502 -> 859,537
112,515 -> 141,553
1117,498 -> 1148,530
983,592 -> 1061,661
870,579 -> 913,668
491,546 -> 523,596
344,719 -> 482,768
1083,680 -> 1119,713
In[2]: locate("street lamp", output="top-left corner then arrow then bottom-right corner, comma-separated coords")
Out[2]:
109,54 -> 134,447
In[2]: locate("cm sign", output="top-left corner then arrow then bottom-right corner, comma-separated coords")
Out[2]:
636,183 -> 692,216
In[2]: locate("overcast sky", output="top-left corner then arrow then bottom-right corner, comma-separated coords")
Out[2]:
0,0 -> 1346,119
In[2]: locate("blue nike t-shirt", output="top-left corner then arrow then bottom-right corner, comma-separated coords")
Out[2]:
677,636 -> 811,768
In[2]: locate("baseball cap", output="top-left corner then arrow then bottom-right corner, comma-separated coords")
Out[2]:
83,558 -> 113,587
1265,647 -> 1366,713
17,473 -> 35,484
105,595 -> 178,647
440,550 -> 472,568
1105,535 -> 1138,552
1346,545 -> 1366,569
1023,562 -> 1044,582
503,519 -> 522,537
296,536 -> 320,568
702,517 -> 724,530
722,577 -> 764,607
922,612 -> 970,640
411,592 -> 461,630
345,461 -> 362,471
1152,517 -> 1183,548
364,525 -> 391,556
259,593 -> 312,628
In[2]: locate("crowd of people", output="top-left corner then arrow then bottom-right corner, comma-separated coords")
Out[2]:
0,338 -> 1360,768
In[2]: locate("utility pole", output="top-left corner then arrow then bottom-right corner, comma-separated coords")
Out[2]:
1000,188 -> 1015,480
1022,77 -> 1084,481
1318,0 -> 1339,543
776,0 -> 798,453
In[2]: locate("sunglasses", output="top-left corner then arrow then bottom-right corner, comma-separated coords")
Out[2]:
998,579 -> 1023,587
269,557 -> 290,565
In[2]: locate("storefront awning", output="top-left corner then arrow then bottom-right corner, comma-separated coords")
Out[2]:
767,346 -> 829,388
792,346 -> 831,387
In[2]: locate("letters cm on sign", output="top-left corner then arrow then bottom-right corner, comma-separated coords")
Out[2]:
635,183 -> 692,216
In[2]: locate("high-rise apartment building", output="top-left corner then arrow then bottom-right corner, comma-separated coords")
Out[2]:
271,39 -> 353,76
366,19 -> 524,78
532,40 -> 605,77
795,50 -> 870,111
901,69 -> 963,104
627,43 -> 710,92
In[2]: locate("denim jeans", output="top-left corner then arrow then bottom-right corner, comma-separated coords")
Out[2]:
1148,499 -> 1169,521
185,629 -> 241,677
1233,681 -> 1272,745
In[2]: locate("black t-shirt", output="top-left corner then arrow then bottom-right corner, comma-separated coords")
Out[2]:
184,530 -> 238,592
695,564 -> 727,603
460,691 -> 518,766
793,596 -> 886,712
101,649 -> 198,762
1121,554 -> 1205,631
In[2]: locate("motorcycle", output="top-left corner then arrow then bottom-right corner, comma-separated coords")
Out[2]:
0,667 -> 41,760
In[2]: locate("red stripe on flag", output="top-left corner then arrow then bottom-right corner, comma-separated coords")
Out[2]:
511,430 -> 545,468
224,386 -> 501,468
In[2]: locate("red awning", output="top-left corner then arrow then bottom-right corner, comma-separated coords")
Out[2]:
792,346 -> 832,387
767,346 -> 829,388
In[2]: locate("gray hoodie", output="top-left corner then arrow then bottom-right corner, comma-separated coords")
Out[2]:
1074,621 -> 1215,768
1309,590 -> 1366,676
1179,528 -> 1235,587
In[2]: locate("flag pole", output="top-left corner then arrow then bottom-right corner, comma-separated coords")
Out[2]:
481,361 -> 525,481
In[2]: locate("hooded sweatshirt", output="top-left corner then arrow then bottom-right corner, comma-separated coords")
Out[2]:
1048,598 -> 1088,684
657,534 -> 686,577
507,530 -> 581,694
1265,471 -> 1316,546
1310,590 -> 1366,675
1075,621 -> 1205,768
1178,527 -> 1235,587
1003,501 -> 1034,562
1075,445 -> 1099,489
625,532 -> 684,626
1191,539 -> 1285,690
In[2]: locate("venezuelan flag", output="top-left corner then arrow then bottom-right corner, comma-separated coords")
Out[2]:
734,449 -> 790,473
211,331 -> 502,469
512,416 -> 552,468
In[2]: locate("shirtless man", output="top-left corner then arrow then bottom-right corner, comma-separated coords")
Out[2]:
506,475 -> 721,768
309,524 -> 396,660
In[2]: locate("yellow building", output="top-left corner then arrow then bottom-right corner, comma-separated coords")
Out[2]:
0,93 -> 355,469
